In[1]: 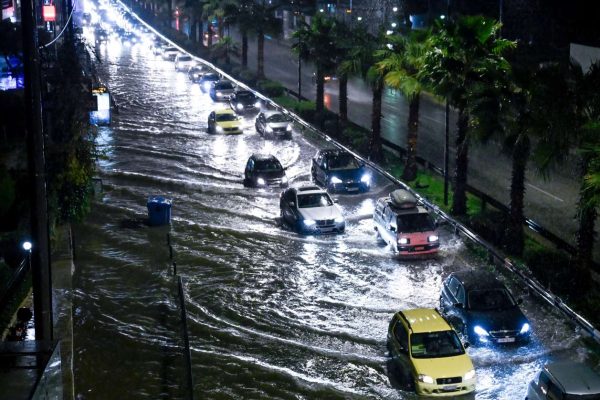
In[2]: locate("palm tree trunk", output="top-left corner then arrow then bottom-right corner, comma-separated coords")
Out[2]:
207,23 -> 213,47
505,134 -> 530,256
316,65 -> 325,114
339,72 -> 348,127
576,156 -> 596,277
370,79 -> 384,163
242,31 -> 248,67
402,93 -> 420,181
218,16 -> 224,39
452,108 -> 469,216
257,29 -> 265,78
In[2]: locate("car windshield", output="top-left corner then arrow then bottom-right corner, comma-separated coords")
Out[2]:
565,394 -> 600,399
328,153 -> 360,170
165,47 -> 177,52
237,92 -> 256,101
468,289 -> 516,311
410,330 -> 465,359
267,113 -> 289,123
203,74 -> 219,81
297,193 -> 333,208
396,213 -> 435,232
216,81 -> 234,89
255,159 -> 283,172
216,113 -> 237,122
178,56 -> 192,61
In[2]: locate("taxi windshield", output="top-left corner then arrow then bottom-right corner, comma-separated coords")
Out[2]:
410,330 -> 465,359
216,113 -> 237,122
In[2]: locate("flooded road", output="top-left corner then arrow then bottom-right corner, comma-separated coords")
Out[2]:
73,14 -> 597,399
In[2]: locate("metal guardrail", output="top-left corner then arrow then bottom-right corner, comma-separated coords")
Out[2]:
120,0 -> 600,345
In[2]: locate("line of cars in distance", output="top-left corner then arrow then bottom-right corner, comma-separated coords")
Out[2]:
141,20 -> 600,399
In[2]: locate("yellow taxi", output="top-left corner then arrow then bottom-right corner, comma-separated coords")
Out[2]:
387,308 -> 476,397
207,109 -> 243,135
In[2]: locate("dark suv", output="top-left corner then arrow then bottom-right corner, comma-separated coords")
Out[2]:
243,154 -> 288,188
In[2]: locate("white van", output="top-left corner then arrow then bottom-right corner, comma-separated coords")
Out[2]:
373,189 -> 439,256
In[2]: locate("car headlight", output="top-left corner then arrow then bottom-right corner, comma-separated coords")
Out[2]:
520,323 -> 530,334
266,126 -> 273,133
254,101 -> 261,108
464,369 -> 476,381
330,176 -> 342,184
203,82 -> 211,90
286,124 -> 292,131
256,178 -> 265,186
334,216 -> 344,223
281,176 -> 288,183
417,374 -> 434,384
216,92 -> 223,97
473,325 -> 489,337
398,237 -> 409,245
360,174 -> 370,184
303,219 -> 316,227
215,125 -> 224,133
236,103 -> 243,110
428,235 -> 439,242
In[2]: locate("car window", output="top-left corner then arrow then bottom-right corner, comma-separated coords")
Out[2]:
297,193 -> 333,208
178,55 -> 192,61
393,320 -> 409,349
216,113 -> 237,122
468,289 -> 516,311
396,213 -> 435,233
456,285 -> 466,305
255,159 -> 283,172
447,277 -> 460,298
410,330 -> 465,359
246,159 -> 254,171
236,92 -> 255,100
328,153 -> 360,170
267,113 -> 289,123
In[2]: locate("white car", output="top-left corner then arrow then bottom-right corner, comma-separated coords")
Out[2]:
174,54 -> 195,71
279,185 -> 345,234
162,47 -> 179,61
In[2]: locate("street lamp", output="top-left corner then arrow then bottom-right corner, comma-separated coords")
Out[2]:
22,241 -> 32,251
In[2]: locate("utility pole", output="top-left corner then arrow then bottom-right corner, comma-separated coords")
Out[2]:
21,0 -> 54,341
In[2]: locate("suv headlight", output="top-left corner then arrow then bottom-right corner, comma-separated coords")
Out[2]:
303,219 -> 316,227
330,176 -> 342,184
417,374 -> 434,384
266,126 -> 273,133
286,124 -> 292,131
428,235 -> 439,242
334,216 -> 344,223
473,325 -> 489,337
254,101 -> 261,108
236,103 -> 243,110
281,176 -> 288,183
361,174 -> 370,184
520,323 -> 530,334
398,237 -> 409,245
256,178 -> 265,186
464,369 -> 476,380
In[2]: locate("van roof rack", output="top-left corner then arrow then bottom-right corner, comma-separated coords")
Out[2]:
389,189 -> 417,210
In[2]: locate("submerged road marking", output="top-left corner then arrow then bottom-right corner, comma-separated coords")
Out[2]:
526,183 -> 564,202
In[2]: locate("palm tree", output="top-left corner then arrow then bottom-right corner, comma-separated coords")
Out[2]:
212,36 -> 238,65
332,21 -> 353,128
292,15 -> 338,115
338,26 -> 386,162
203,0 -> 232,47
227,0 -> 253,67
420,16 -> 515,216
531,61 -> 600,273
377,29 -> 429,181
183,0 -> 206,45
248,1 -> 281,79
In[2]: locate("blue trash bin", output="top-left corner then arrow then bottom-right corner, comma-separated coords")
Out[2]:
147,196 -> 172,226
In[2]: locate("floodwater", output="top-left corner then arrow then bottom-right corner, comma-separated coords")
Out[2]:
73,13 -> 597,400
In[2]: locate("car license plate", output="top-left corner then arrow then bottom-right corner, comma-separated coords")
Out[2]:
497,337 -> 515,343
347,187 -> 359,191
414,246 -> 425,251
442,385 -> 456,392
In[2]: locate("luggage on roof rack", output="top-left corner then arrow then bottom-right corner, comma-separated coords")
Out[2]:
389,189 -> 417,210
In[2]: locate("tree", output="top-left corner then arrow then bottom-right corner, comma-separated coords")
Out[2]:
332,21 -> 353,128
420,16 -> 515,216
292,15 -> 338,115
339,25 -> 386,162
203,0 -> 232,47
531,61 -> 600,274
212,36 -> 238,65
183,0 -> 206,45
377,29 -> 429,181
248,1 -> 281,79
226,0 -> 253,67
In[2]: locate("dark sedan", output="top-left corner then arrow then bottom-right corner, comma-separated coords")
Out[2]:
198,73 -> 221,92
230,90 -> 261,114
311,149 -> 370,193
243,154 -> 288,188
440,270 -> 531,345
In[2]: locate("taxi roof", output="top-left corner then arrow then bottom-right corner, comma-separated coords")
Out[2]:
214,108 -> 236,116
401,308 -> 451,334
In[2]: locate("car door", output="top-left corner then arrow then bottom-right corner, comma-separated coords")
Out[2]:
316,155 -> 328,185
245,158 -> 254,181
388,315 -> 414,386
281,190 -> 296,224
255,113 -> 264,133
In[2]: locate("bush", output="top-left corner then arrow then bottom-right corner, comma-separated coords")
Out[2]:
468,210 -> 509,245
257,79 -> 285,97
522,246 -> 579,296
343,126 -> 369,154
239,69 -> 258,86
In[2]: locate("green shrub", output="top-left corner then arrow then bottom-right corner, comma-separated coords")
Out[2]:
522,246 -> 579,296
239,69 -> 258,86
257,80 -> 285,97
468,210 -> 509,245
343,126 -> 368,153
